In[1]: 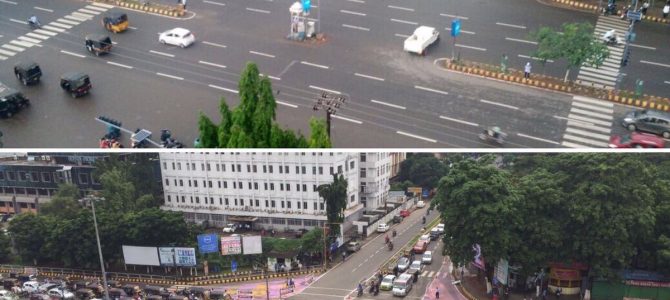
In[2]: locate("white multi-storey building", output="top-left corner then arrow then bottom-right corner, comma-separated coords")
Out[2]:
160,152 -> 381,232
358,153 -> 392,210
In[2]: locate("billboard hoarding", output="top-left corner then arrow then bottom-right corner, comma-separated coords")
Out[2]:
122,246 -> 160,266
158,247 -> 175,266
175,247 -> 197,266
198,234 -> 219,254
221,236 -> 242,255
242,236 -> 263,255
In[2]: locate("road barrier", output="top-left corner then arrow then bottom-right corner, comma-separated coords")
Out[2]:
549,0 -> 670,24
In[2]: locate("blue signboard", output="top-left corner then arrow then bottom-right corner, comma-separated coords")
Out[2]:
329,241 -> 338,254
197,234 -> 219,254
422,188 -> 430,198
451,19 -> 461,37
231,259 -> 238,273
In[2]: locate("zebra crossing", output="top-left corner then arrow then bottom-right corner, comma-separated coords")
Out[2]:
576,15 -> 629,90
0,2 -> 113,61
561,95 -> 614,148
420,270 -> 438,278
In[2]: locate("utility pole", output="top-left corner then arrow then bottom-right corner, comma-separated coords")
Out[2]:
313,92 -> 347,138
317,0 -> 321,34
616,0 -> 640,90
81,195 -> 111,300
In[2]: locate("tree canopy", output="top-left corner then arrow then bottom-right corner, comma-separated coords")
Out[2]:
198,62 -> 330,148
397,153 -> 448,190
318,174 -> 348,240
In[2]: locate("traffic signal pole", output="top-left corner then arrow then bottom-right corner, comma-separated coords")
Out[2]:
615,0 -> 639,90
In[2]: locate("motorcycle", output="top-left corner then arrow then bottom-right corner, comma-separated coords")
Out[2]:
27,17 -> 41,29
388,242 -> 394,251
357,284 -> 363,296
479,127 -> 507,145
602,3 -> 617,15
160,129 -> 184,148
602,30 -> 625,46
392,229 -> 397,237
422,217 -> 426,224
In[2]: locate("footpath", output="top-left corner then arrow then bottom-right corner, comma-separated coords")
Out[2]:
195,273 -> 315,299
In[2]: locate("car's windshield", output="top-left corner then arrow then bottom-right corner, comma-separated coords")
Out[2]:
382,277 -> 393,284
393,281 -> 407,289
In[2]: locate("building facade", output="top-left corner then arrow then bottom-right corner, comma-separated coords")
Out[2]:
358,153 -> 392,210
389,153 -> 406,179
159,152 -> 393,232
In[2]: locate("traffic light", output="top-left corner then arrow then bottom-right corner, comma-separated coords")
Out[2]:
621,49 -> 631,67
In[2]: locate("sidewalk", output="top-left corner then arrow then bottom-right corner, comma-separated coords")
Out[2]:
460,268 -> 581,300
198,273 -> 315,299
422,257 -> 466,300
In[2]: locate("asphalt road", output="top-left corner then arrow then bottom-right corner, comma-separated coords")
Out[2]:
288,205 -> 440,300
0,0 -> 658,148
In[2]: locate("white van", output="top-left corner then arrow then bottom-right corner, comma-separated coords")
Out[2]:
392,273 -> 413,297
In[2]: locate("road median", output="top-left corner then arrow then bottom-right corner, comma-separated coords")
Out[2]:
91,0 -> 186,18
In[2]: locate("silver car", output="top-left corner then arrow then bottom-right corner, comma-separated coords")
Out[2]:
422,251 -> 433,264
397,257 -> 410,272
622,109 -> 670,138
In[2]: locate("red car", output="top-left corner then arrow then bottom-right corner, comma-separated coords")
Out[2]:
413,241 -> 428,254
609,132 -> 665,148
399,210 -> 410,218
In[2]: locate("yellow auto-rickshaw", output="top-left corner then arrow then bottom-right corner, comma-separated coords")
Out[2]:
102,12 -> 128,33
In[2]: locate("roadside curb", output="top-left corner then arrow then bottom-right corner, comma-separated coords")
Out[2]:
436,58 -> 670,111
546,0 -> 670,24
451,268 -> 479,300
91,0 -> 186,18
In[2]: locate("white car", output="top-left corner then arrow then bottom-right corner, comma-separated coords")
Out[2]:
409,260 -> 423,273
377,223 -> 390,233
403,26 -> 439,55
416,200 -> 425,208
419,234 -> 430,244
422,251 -> 433,264
22,281 -> 40,293
436,223 -> 445,233
0,290 -> 18,300
38,283 -> 59,293
222,223 -> 236,233
47,288 -> 75,299
159,28 -> 195,48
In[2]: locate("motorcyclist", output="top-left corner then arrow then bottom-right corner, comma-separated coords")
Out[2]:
357,283 -> 363,296
385,234 -> 389,244
28,15 -> 40,27
392,229 -> 397,237
388,241 -> 394,251
422,216 -> 426,224
602,29 -> 618,44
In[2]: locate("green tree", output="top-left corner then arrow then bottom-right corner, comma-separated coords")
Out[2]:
0,230 -> 12,263
39,184 -> 82,219
7,213 -> 51,265
532,22 -> 609,82
300,228 -> 324,254
397,154 -> 448,189
318,174 -> 348,242
217,99 -> 233,147
309,117 -> 331,148
198,112 -> 219,148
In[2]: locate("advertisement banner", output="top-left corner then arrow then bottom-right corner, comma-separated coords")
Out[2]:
198,233 -> 219,254
495,259 -> 509,285
472,244 -> 485,270
158,247 -> 175,266
221,236 -> 242,255
242,236 -> 263,255
174,247 -> 197,266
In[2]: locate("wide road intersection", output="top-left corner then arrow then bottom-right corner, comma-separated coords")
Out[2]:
0,0 -> 654,148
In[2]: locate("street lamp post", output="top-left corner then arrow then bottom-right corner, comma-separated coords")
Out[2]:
81,196 -> 111,300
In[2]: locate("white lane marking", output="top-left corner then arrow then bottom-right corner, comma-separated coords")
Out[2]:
480,99 -> 519,110
445,27 -> 475,34
309,85 -> 341,94
395,33 -> 410,38
397,131 -> 437,143
72,11 -> 94,18
18,36 -> 41,44
0,0 -> 17,4
301,61 -> 330,69
65,15 -> 88,22
371,99 -> 405,110
57,18 -> 80,25
42,25 -> 65,32
246,7 -> 270,14
260,73 -> 281,80
2,44 -> 24,52
111,41 -> 118,45
277,101 -> 297,108
354,73 -> 384,81
388,5 -> 414,11
332,115 -> 363,124
440,13 -> 469,20
342,24 -> 370,31
629,44 -> 655,50
0,56 -> 6,61
390,18 -> 418,25
79,8 -> 100,15
505,37 -> 537,45
0,49 -> 16,57
455,44 -> 486,51
26,32 -> 50,40
85,5 -> 109,12
665,81 -> 670,85
209,84 -> 239,94
10,40 -> 34,48
640,60 -> 670,68
199,60 -> 227,69
34,6 -> 54,12
156,73 -> 184,80
518,54 -> 554,63
60,50 -> 86,58
496,22 -> 526,29
249,50 -> 275,58
49,22 -> 73,29
107,61 -> 133,69
202,41 -> 227,48
340,9 -> 366,16
128,26 -> 138,30
203,0 -> 226,6
348,0 -> 365,3
439,115 -> 478,127
517,133 -> 560,145
149,50 -> 175,57
91,2 -> 114,8
10,18 -> 27,24
415,85 -> 449,95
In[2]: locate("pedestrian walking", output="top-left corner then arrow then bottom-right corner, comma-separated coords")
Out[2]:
555,287 -> 562,300
435,288 -> 440,299
524,62 -> 532,79
663,4 -> 669,18
342,251 -> 346,261
641,1 -> 649,15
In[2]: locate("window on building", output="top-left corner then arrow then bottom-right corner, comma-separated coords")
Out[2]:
201,163 -> 205,171
180,179 -> 184,186
265,200 -> 269,207
253,165 -> 257,173
350,194 -> 355,202
167,195 -> 171,202
234,199 -> 238,206
350,161 -> 355,169
281,201 -> 285,208
248,182 -> 252,189
313,202 -> 317,210
279,166 -> 283,174
263,165 -> 267,173
237,164 -> 241,172
238,181 -> 242,189
222,164 -> 226,172
303,184 -> 307,192
254,182 -> 259,190
360,168 -> 366,178
255,199 -> 259,207
172,162 -> 176,170
287,201 -> 291,209
216,164 -> 220,172
320,203 -> 325,210
296,166 -> 300,174
301,166 -> 306,174
303,201 -> 307,209
270,183 -> 275,190
219,198 -> 223,205
224,181 -> 228,188
192,163 -> 196,170
194,180 -> 198,188
41,172 -> 51,182
264,182 -> 268,190
271,200 -> 276,208
225,198 -> 229,205
286,184 -> 290,191
247,164 -> 251,172
18,171 -> 27,182
231,164 -> 236,172
269,165 -> 273,173
296,184 -> 300,191
285,166 -> 289,174
338,165 -> 343,173
218,181 -> 221,188
187,163 -> 190,171
297,202 -> 301,209
190,196 -> 193,203
318,167 -> 323,175
233,182 -> 236,189
208,181 -> 213,188
79,173 -> 89,184
182,196 -> 185,203
196,197 -> 200,204
280,183 -> 284,191
360,153 -> 366,162
165,179 -> 170,186
177,162 -> 181,170
313,184 -> 317,191
312,166 -> 316,175
207,163 -> 211,171
330,167 -> 334,175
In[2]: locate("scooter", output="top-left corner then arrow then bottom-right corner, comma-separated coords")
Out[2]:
602,3 -> 617,15
388,242 -> 394,251
160,129 -> 185,148
601,31 -> 625,46
27,18 -> 41,29
479,128 -> 507,145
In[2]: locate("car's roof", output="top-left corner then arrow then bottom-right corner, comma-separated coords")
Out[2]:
424,251 -> 432,255
61,72 -> 88,81
383,275 -> 396,279
168,27 -> 191,35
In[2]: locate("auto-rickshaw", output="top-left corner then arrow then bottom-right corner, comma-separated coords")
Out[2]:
86,283 -> 104,297
143,285 -> 168,296
0,83 -> 30,118
121,284 -> 141,296
106,280 -> 121,288
84,34 -> 112,56
186,287 -> 209,300
102,12 -> 128,33
13,61 -> 42,86
60,72 -> 91,98
209,291 -> 226,300
75,288 -> 96,300
3,278 -> 19,290
146,295 -> 163,300
108,288 -> 127,299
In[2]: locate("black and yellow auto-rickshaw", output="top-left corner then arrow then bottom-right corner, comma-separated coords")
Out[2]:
0,83 -> 30,118
209,291 -> 226,300
108,288 -> 127,299
122,284 -> 141,297
75,288 -> 96,300
102,12 -> 128,33
13,61 -> 42,86
85,34 -> 112,56
106,280 -> 121,288
187,287 -> 210,300
3,278 -> 19,290
60,72 -> 91,98
144,285 -> 168,296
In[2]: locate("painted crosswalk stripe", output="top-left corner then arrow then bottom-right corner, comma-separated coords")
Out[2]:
0,55 -> 7,61
57,18 -> 80,25
567,114 -> 612,127
571,101 -> 614,114
570,107 -> 613,121
49,22 -> 73,29
42,25 -> 66,32
78,8 -> 100,15
18,36 -> 41,44
26,32 -> 50,40
0,48 -> 17,57
567,120 -> 612,134
10,40 -> 35,48
72,12 -> 94,19
421,271 -> 428,277
90,2 -> 114,8
85,5 -> 109,12
34,29 -> 58,36
563,134 -> 609,147
65,14 -> 89,22
2,44 -> 24,52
